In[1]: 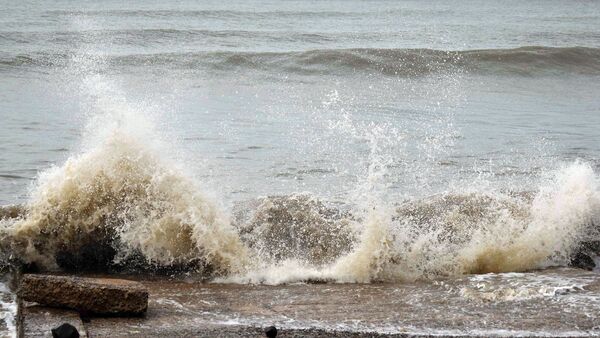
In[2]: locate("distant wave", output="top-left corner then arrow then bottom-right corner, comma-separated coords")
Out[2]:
0,29 -> 337,45
43,9 -> 428,19
1,47 -> 600,76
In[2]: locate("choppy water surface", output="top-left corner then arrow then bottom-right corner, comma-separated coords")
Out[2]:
1,1 -> 600,336
1,0 -> 599,203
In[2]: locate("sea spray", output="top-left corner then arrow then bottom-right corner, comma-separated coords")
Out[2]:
1,130 -> 249,273
329,123 -> 396,283
389,162 -> 600,279
455,162 -> 598,274
331,205 -> 392,282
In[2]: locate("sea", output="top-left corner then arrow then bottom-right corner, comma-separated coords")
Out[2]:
1,1 -> 600,337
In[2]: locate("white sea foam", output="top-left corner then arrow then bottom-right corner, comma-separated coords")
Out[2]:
0,281 -> 17,338
459,272 -> 592,302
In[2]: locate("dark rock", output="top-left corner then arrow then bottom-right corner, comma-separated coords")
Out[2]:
55,238 -> 117,272
265,325 -> 278,338
570,251 -> 595,271
110,249 -> 212,276
55,241 -> 207,275
51,323 -> 80,338
19,274 -> 148,315
23,262 -> 40,273
78,309 -> 91,323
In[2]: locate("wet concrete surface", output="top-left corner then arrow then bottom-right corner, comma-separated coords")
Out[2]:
11,268 -> 600,337
21,304 -> 87,338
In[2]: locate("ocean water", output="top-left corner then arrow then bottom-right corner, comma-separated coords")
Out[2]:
1,0 -> 600,204
1,1 -> 600,336
1,0 -> 600,332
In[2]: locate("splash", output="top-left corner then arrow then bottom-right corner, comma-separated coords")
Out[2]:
1,130 -> 249,274
0,52 -> 250,274
383,163 -> 600,281
227,162 -> 600,284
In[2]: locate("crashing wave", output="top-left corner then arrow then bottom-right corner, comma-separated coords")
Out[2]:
0,131 -> 249,275
1,157 -> 599,284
